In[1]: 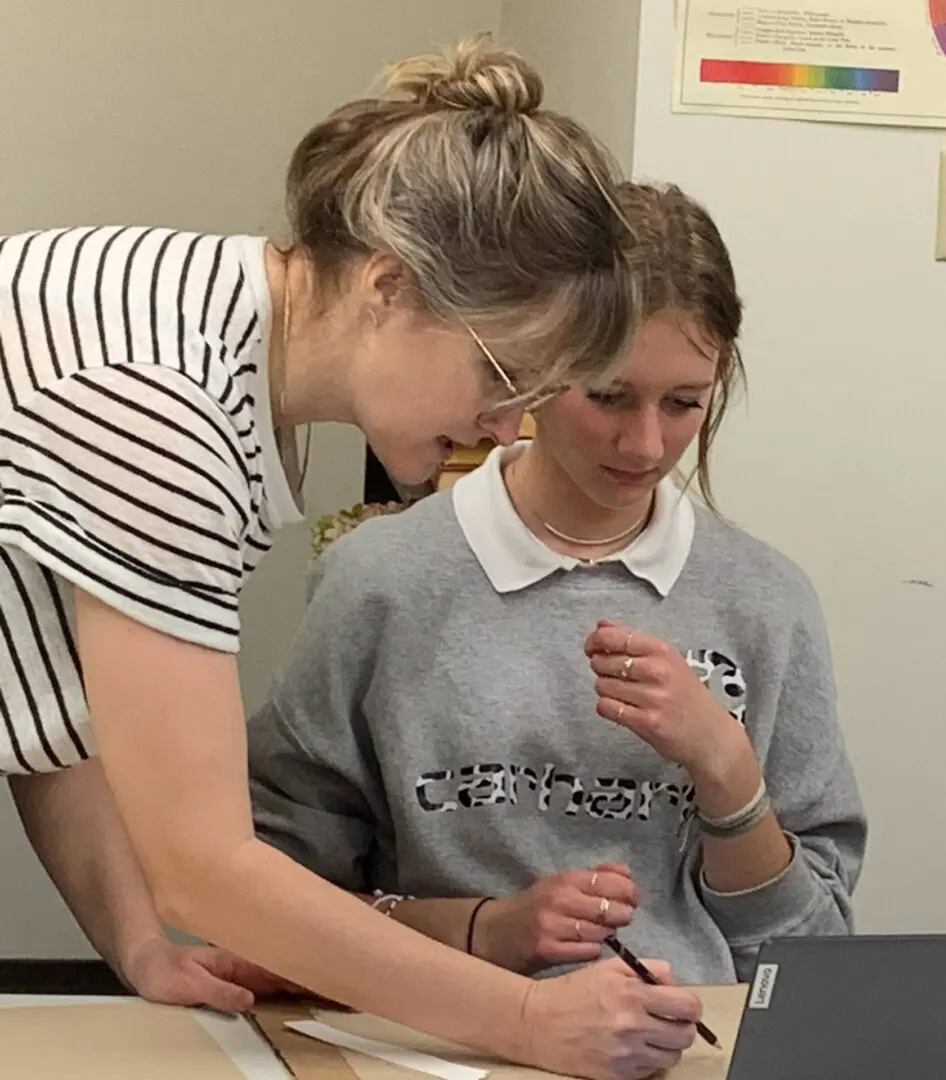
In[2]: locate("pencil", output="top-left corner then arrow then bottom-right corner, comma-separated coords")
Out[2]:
603,935 -> 721,1049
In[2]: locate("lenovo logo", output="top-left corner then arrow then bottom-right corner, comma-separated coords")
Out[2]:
748,963 -> 779,1009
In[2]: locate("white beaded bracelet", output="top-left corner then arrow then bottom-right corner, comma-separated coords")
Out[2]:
371,890 -> 413,916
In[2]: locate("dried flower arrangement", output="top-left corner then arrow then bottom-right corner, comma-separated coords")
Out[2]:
310,500 -> 407,562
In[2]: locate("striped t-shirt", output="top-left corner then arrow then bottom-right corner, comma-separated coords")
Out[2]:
0,226 -> 302,775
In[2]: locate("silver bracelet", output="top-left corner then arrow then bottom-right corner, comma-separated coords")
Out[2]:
697,779 -> 770,837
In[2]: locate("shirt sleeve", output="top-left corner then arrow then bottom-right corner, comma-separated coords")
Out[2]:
697,576 -> 867,980
248,539 -> 394,892
0,363 -> 252,652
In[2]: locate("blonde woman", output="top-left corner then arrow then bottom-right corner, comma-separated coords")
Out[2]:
0,35 -> 654,1080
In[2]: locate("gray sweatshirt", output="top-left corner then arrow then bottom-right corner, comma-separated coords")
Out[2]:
248,464 -> 866,985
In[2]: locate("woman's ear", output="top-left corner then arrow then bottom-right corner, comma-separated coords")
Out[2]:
361,251 -> 412,312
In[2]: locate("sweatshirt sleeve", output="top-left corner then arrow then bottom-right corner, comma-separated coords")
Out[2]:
247,541 -> 391,892
698,576 -> 867,981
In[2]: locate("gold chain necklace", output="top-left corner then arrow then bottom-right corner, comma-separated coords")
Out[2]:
540,513 -> 650,547
509,459 -> 652,549
271,253 -> 311,501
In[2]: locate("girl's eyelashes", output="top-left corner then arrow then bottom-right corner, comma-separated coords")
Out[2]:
587,389 -> 707,413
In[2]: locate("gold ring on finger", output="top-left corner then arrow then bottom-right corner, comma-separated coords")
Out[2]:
598,898 -> 610,921
617,703 -> 626,722
624,632 -> 633,652
620,656 -> 634,680
575,919 -> 583,941
589,872 -> 599,894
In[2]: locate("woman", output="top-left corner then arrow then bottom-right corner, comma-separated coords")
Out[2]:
249,181 -> 867,1074
0,34 -> 659,1080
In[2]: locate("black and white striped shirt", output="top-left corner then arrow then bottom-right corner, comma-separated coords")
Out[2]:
0,227 -> 301,774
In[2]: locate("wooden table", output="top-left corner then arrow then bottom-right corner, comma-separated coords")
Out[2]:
0,961 -> 747,1079
251,985 -> 749,1080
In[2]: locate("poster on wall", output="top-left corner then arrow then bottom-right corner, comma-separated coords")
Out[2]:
673,1 -> 946,128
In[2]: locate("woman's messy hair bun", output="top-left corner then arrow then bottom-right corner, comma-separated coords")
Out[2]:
383,32 -> 543,115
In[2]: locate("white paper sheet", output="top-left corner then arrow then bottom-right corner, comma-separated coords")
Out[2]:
286,1018 -> 490,1080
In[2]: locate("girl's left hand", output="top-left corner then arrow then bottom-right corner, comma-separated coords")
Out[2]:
585,621 -> 749,780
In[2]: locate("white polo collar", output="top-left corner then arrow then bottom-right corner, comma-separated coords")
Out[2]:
451,443 -> 694,596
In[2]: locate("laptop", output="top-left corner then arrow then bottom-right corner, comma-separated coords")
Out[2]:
726,935 -> 946,1080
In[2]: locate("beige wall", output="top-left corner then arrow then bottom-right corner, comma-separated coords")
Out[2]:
500,0 -> 640,176
0,0 -> 502,958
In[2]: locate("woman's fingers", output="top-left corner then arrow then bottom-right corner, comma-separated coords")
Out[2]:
572,893 -> 635,928
583,867 -> 638,907
536,939 -> 607,966
545,911 -> 610,945
589,653 -> 664,684
595,698 -> 645,738
542,873 -> 636,930
642,985 -> 704,1026
592,860 -> 632,878
585,623 -> 663,658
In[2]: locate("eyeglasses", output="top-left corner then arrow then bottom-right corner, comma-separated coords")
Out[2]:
462,320 -> 566,418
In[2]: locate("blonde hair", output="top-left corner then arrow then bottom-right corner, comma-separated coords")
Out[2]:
614,182 -> 745,512
285,33 -> 636,391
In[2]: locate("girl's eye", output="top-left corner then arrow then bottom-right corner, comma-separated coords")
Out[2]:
588,391 -> 707,412
666,398 -> 705,413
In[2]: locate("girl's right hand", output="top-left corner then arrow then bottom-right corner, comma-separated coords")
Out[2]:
518,957 -> 702,1080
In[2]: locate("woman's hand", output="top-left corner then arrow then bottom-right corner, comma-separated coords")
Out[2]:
520,957 -> 701,1080
474,864 -> 637,974
585,621 -> 751,783
123,936 -> 305,1012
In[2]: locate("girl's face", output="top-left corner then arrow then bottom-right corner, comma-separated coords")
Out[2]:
533,310 -> 719,510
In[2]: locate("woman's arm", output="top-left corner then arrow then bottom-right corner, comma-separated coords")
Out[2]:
75,588 -> 532,1057
10,760 -> 298,1010
10,759 -> 169,975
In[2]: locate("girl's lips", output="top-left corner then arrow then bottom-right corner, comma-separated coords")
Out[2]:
601,465 -> 659,484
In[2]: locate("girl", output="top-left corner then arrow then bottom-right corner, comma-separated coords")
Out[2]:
0,35 -> 650,1080
250,180 -> 866,1079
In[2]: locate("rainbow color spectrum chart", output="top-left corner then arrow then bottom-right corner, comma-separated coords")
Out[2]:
932,0 -> 946,55
700,59 -> 900,93
674,1 -> 946,129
